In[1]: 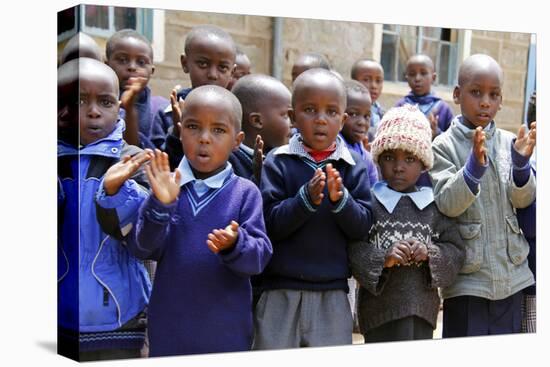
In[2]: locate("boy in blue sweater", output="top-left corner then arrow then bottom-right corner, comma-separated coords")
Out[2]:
231,73 -> 292,183
157,24 -> 237,169
254,68 -> 373,349
132,85 -> 272,357
106,29 -> 170,150
395,54 -> 454,139
57,58 -> 152,361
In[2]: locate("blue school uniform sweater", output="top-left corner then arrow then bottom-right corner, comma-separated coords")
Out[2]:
395,92 -> 454,135
260,134 -> 373,291
132,163 -> 272,356
119,86 -> 170,150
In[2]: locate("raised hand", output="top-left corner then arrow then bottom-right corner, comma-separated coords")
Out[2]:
170,86 -> 184,136
472,126 -> 487,165
408,238 -> 428,264
104,149 -> 153,195
252,134 -> 264,183
307,168 -> 326,205
362,135 -> 371,152
206,220 -> 239,254
384,240 -> 412,268
428,110 -> 439,139
514,121 -> 536,158
326,163 -> 344,203
145,149 -> 181,204
120,77 -> 148,110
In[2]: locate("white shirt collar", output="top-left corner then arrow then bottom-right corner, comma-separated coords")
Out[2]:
372,181 -> 434,214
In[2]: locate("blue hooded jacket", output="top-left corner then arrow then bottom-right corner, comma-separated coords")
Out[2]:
58,120 -> 151,333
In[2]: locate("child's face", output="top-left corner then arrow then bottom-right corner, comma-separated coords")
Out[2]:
453,68 -> 502,129
107,37 -> 154,91
181,37 -> 236,89
342,91 -> 371,144
378,149 -> 424,193
258,89 -> 292,151
79,70 -> 120,146
227,54 -> 251,90
354,64 -> 384,102
405,60 -> 435,97
58,67 -> 79,146
291,79 -> 347,151
180,96 -> 243,179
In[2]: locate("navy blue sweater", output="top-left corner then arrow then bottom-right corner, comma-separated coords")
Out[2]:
260,139 -> 373,291
132,174 -> 272,356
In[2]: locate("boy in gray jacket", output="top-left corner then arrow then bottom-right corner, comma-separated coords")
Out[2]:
430,54 -> 536,337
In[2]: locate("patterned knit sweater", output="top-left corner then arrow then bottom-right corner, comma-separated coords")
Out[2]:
349,196 -> 464,332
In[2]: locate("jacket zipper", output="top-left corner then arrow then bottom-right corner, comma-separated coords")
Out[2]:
91,235 -> 122,327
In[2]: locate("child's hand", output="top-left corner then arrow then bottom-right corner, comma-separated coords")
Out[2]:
104,149 -> 153,195
362,136 -> 371,152
428,110 -> 439,139
514,121 -> 537,158
408,238 -> 428,264
170,86 -> 184,136
207,220 -> 239,254
307,168 -> 326,205
120,77 -> 148,110
384,240 -> 412,268
326,163 -> 344,203
472,127 -> 487,165
145,149 -> 181,204
252,134 -> 264,183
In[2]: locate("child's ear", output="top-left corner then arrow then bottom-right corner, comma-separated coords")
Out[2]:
340,112 -> 349,131
233,131 -> 245,150
151,65 -> 155,76
431,72 -> 437,84
180,54 -> 189,74
452,86 -> 461,105
288,108 -> 296,126
249,112 -> 263,130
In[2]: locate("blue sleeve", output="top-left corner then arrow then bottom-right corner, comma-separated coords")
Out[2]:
218,184 -> 273,276
511,140 -> 531,187
95,178 -> 149,238
260,156 -> 318,241
437,102 -> 454,133
329,160 -> 373,240
150,98 -> 171,150
463,150 -> 488,194
134,194 -> 178,260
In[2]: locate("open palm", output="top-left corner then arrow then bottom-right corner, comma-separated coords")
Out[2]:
145,149 -> 181,204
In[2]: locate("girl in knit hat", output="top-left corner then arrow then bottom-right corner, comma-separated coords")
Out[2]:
349,104 -> 465,342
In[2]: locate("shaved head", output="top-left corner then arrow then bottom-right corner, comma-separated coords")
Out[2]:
407,54 -> 435,71
292,68 -> 346,108
458,54 -> 503,86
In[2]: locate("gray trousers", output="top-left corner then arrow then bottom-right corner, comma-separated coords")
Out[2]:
252,289 -> 353,350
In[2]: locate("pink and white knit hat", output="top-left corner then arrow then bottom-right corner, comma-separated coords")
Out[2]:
371,104 -> 433,169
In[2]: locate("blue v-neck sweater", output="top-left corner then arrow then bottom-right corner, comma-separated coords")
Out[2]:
132,174 -> 272,357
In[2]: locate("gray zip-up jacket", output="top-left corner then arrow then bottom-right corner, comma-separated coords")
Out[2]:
430,117 -> 535,300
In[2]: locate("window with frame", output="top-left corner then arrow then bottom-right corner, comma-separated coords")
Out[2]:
381,25 -> 459,87
57,5 -> 152,42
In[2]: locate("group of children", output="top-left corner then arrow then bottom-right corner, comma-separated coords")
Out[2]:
57,23 -> 537,361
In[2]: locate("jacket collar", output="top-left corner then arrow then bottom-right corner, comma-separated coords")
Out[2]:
452,115 -> 496,140
57,119 -> 125,159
